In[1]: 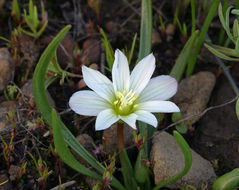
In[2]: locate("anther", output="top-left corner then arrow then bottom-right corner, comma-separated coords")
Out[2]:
114,100 -> 119,104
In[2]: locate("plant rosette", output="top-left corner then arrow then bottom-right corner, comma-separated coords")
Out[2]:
69,49 -> 180,130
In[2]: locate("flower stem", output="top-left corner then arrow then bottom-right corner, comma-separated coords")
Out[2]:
117,122 -> 124,152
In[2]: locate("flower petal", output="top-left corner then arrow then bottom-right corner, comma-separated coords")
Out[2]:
120,114 -> 137,129
130,53 -> 155,94
82,66 -> 114,102
95,109 -> 119,131
112,49 -> 130,93
137,75 -> 178,102
69,90 -> 109,116
138,100 -> 180,113
135,110 -> 158,127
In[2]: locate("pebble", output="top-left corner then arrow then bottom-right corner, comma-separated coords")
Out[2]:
0,48 -> 14,93
152,29 -> 162,46
82,38 -> 100,64
173,72 -> 216,125
150,131 -> 216,189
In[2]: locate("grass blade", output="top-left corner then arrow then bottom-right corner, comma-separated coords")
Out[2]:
186,0 -> 221,76
138,0 -> 152,61
170,30 -> 199,81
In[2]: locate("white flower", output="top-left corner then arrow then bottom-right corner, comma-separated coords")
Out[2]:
69,49 -> 180,131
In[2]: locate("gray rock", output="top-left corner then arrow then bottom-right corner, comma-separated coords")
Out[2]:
0,48 -> 14,92
173,71 -> 216,125
102,123 -> 134,155
0,101 -> 17,132
150,131 -> 216,189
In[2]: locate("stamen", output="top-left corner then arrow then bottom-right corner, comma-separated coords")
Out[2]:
116,91 -> 121,98
114,100 -> 119,104
123,90 -> 126,95
133,104 -> 138,108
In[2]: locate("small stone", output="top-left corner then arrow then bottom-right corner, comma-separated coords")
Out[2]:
8,165 -> 20,181
57,34 -> 74,68
82,39 -> 100,64
0,173 -> 12,190
105,21 -> 117,33
173,72 -> 216,124
150,131 -> 216,189
76,133 -> 94,152
152,29 -> 162,46
0,48 -> 14,92
102,123 -> 134,155
0,101 -> 17,132
166,23 -> 175,36
20,79 -> 55,108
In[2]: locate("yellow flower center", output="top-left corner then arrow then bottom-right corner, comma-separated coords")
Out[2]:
113,90 -> 139,116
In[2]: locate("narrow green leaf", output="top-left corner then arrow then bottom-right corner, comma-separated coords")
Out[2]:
232,9 -> 239,16
119,150 -> 138,190
128,33 -> 137,65
52,109 -> 102,180
204,43 -> 239,61
100,28 -> 114,70
170,30 -> 199,81
36,20 -> 48,38
11,0 -> 21,22
153,131 -> 192,190
138,0 -> 152,61
218,3 -> 234,43
186,0 -> 221,76
190,0 -> 196,34
208,44 -> 239,57
236,98 -> 239,120
213,168 -> 239,190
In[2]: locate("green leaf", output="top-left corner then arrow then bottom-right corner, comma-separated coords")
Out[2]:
175,123 -> 188,134
186,0 -> 221,76
128,33 -> 137,65
213,168 -> 239,190
207,44 -> 239,57
32,25 -> 125,190
153,131 -> 192,190
52,109 -> 102,180
218,3 -> 234,43
119,150 -> 138,190
236,98 -> 239,120
170,30 -> 199,81
100,28 -> 114,70
233,20 -> 239,39
204,43 -> 239,61
134,150 -> 151,189
232,9 -> 239,16
11,0 -> 20,22
138,0 -> 152,61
